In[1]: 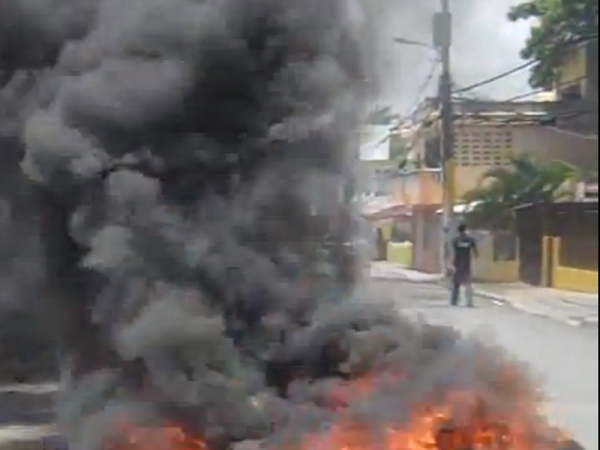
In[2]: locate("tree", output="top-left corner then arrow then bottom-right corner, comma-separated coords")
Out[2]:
508,0 -> 598,89
463,156 -> 577,230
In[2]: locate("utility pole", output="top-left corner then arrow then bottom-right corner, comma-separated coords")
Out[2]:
433,0 -> 455,272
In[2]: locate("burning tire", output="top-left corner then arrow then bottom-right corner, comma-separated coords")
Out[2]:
0,0 -> 584,449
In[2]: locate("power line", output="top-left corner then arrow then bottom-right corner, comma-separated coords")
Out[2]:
503,89 -> 547,102
453,61 -> 534,94
502,74 -> 589,102
397,39 -> 598,158
453,35 -> 599,95
409,75 -> 595,130
399,38 -> 597,128
399,58 -> 440,126
544,126 -> 598,141
467,113 -> 599,140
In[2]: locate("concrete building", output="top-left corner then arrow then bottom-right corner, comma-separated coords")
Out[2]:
367,43 -> 599,285
554,39 -> 599,140
515,201 -> 598,293
356,125 -> 396,197
411,98 -> 598,198
555,39 -> 598,103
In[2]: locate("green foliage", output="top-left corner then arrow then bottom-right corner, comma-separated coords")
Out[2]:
508,0 -> 598,88
463,156 -> 577,230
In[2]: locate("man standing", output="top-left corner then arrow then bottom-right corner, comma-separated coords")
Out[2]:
450,223 -> 478,307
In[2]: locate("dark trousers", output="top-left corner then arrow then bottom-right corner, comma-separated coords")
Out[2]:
450,269 -> 474,306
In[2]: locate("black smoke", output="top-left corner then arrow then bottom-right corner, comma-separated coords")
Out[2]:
0,1 -> 574,449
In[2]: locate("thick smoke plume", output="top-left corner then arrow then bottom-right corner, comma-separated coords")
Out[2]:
0,1 -> 575,449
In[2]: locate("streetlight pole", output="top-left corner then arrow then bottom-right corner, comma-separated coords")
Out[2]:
433,0 -> 455,272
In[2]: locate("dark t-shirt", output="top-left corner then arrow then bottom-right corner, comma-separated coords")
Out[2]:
452,234 -> 477,272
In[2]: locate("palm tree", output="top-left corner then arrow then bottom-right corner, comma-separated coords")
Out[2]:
463,156 -> 577,230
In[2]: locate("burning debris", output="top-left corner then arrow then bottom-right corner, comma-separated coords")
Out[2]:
0,0 -> 582,449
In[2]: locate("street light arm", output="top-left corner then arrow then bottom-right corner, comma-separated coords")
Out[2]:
393,37 -> 433,49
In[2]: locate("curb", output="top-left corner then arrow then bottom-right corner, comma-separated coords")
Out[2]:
471,289 -> 510,305
567,316 -> 598,328
369,273 -> 599,328
475,289 -> 598,328
369,275 -> 444,285
369,271 -> 445,285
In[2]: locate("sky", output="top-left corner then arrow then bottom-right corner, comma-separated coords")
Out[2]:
372,0 -> 534,116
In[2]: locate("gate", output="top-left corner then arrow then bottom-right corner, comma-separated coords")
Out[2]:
516,207 -> 544,286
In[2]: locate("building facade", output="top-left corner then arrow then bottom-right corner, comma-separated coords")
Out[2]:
556,39 -> 598,103
554,39 -> 599,138
411,99 -> 598,198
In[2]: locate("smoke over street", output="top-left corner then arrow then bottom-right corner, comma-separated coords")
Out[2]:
0,0 -> 584,449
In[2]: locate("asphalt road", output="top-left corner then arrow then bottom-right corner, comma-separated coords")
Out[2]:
1,280 -> 597,449
367,279 -> 599,450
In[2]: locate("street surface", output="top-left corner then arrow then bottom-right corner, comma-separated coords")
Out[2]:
370,261 -> 599,328
0,384 -> 56,449
366,279 -> 599,450
0,280 -> 597,449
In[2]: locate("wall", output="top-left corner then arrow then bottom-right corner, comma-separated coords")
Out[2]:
453,123 -> 516,197
369,218 -> 394,260
356,160 -> 396,196
386,242 -> 413,267
453,122 -> 598,198
513,124 -> 598,172
557,42 -> 588,94
585,40 -> 599,101
550,237 -> 598,294
556,40 -> 598,101
389,169 -> 443,206
412,98 -> 599,201
471,232 -> 520,283
368,170 -> 444,273
412,207 -> 442,274
454,166 -> 490,198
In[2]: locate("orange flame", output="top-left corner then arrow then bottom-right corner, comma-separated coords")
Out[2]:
293,391 -> 563,450
327,370 -> 405,409
107,388 -> 567,450
108,422 -> 208,450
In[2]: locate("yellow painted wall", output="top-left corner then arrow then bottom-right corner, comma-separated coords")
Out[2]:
474,260 -> 520,283
454,166 -> 490,198
472,234 -> 520,283
372,219 -> 394,241
389,170 -> 443,206
386,242 -> 413,267
558,45 -> 587,86
551,237 -> 599,294
554,266 -> 598,293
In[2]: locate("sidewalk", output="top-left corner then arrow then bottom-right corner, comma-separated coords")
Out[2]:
370,262 -> 598,327
474,282 -> 598,327
370,261 -> 444,283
